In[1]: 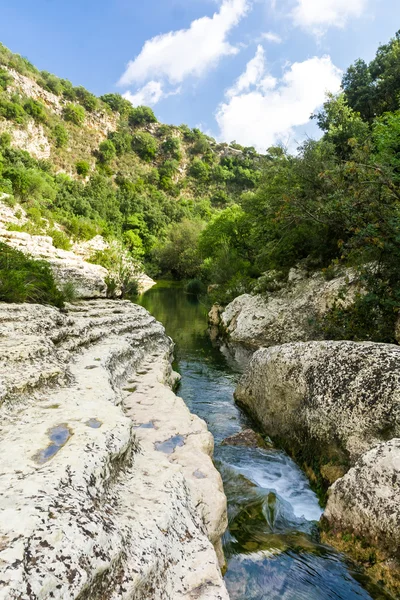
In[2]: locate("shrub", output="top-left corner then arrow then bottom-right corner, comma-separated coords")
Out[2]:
74,86 -> 98,112
49,228 -> 72,250
131,131 -> 158,161
75,160 -> 90,177
128,105 -> 157,127
0,242 -> 65,307
0,98 -> 26,124
186,278 -> 205,296
23,98 -> 47,123
189,158 -> 209,182
108,130 -> 132,155
39,71 -> 64,96
53,124 -> 69,148
161,137 -> 182,160
63,103 -> 85,126
98,139 -> 116,163
100,93 -> 132,115
0,68 -> 12,90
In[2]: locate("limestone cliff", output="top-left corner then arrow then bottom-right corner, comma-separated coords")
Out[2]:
0,300 -> 228,599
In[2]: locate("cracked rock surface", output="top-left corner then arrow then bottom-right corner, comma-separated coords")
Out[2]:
0,300 -> 228,600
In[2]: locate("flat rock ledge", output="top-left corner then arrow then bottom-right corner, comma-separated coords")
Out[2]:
234,340 -> 400,594
0,300 -> 228,600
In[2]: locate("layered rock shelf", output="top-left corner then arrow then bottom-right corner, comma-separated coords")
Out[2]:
0,300 -> 228,599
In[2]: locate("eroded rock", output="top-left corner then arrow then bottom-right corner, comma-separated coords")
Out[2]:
222,429 -> 269,449
0,300 -> 228,599
235,341 -> 400,466
218,270 -> 359,348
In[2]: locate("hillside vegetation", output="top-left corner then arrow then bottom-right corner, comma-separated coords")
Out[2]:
1,32 -> 400,341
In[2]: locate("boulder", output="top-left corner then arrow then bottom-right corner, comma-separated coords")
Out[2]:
221,428 -> 270,449
325,439 -> 400,556
234,341 -> 400,465
219,271 -> 359,348
0,300 -> 228,599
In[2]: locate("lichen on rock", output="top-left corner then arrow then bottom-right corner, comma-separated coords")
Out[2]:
0,300 -> 228,599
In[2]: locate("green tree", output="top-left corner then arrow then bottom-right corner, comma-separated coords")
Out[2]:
23,98 -> 47,123
98,139 -> 116,163
53,124 -> 69,148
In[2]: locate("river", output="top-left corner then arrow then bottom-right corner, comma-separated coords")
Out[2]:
138,282 -> 390,600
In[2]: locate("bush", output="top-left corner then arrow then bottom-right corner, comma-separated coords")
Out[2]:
100,93 -> 132,115
131,131 -> 158,161
97,139 -> 116,163
189,158 -> 209,182
186,278 -> 205,296
0,98 -> 26,124
74,86 -> 98,112
108,130 -> 132,155
0,242 -> 65,307
39,71 -> 64,96
49,228 -> 72,250
75,160 -> 90,177
0,68 -> 12,90
128,105 -> 157,127
53,124 -> 68,148
161,137 -> 182,160
63,103 -> 85,126
23,98 -> 47,123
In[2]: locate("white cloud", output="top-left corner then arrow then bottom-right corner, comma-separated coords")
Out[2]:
216,46 -> 342,151
123,81 -> 164,106
292,0 -> 368,31
123,82 -> 182,107
119,0 -> 250,87
261,31 -> 282,43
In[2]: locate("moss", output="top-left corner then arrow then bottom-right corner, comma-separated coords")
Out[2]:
320,526 -> 400,598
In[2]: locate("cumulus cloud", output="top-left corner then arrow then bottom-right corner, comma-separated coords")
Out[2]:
292,0 -> 368,31
261,31 -> 282,43
216,45 -> 342,151
123,82 -> 181,107
119,0 -> 250,87
123,81 -> 164,106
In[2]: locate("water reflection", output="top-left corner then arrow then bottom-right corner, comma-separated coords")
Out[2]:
138,283 -> 391,600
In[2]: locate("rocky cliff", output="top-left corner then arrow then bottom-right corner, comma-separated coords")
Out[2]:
0,300 -> 228,599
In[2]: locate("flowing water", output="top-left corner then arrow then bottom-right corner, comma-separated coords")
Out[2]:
138,282 -> 390,600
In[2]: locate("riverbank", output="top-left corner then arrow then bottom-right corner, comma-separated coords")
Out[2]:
0,299 -> 228,599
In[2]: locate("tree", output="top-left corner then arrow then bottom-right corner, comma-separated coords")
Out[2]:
161,136 -> 182,160
128,105 -> 157,127
154,219 -> 204,278
74,86 -> 98,112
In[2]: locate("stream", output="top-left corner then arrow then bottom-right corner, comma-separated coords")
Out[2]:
138,282 -> 390,600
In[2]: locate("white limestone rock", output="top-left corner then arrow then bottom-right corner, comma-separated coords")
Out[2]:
219,270 -> 359,348
234,340 -> 400,464
325,439 -> 400,555
0,300 -> 228,600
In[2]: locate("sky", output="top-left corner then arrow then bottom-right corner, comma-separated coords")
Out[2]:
0,0 -> 400,152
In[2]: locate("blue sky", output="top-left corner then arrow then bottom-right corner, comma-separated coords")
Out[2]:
1,0 -> 400,151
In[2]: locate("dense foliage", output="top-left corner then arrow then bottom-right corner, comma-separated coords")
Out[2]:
1,33 -> 400,342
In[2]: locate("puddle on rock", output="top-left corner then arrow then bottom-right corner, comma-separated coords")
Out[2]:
135,421 -> 156,429
155,435 -> 185,454
86,418 -> 102,429
33,424 -> 72,464
193,469 -> 207,479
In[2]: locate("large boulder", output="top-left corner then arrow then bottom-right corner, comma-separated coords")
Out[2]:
218,270 -> 358,348
234,341 -> 400,467
325,439 -> 400,556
